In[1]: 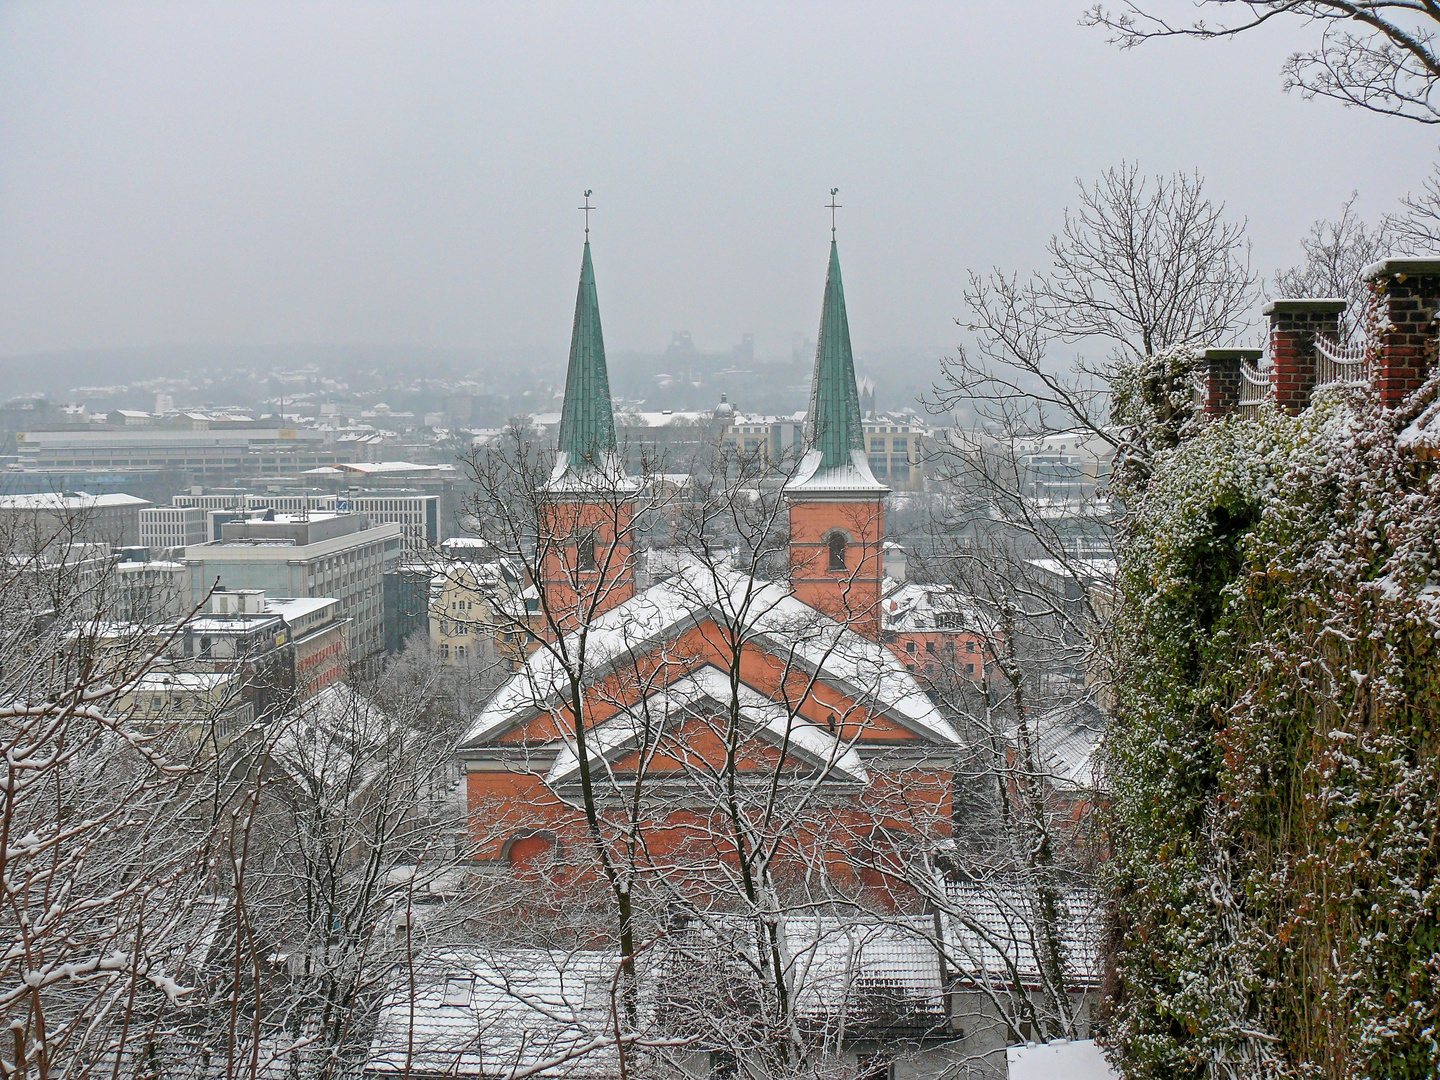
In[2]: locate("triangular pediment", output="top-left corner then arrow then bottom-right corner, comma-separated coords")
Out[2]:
545,666 -> 868,787
463,564 -> 959,752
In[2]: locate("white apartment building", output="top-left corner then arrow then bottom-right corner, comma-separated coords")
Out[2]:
140,506 -> 208,550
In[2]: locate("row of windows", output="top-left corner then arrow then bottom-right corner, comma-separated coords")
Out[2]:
903,638 -> 980,655
868,437 -> 909,453
906,660 -> 981,678
868,458 -> 913,480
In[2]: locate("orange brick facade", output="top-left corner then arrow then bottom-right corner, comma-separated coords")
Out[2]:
787,498 -> 885,640
465,615 -> 955,898
539,497 -> 635,633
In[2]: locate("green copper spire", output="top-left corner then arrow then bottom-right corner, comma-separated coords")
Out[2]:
556,240 -> 618,466
807,240 -> 865,468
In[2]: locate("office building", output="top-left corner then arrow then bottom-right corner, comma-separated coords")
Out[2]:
140,506 -> 208,550
174,486 -> 442,551
178,589 -> 295,724
0,491 -> 150,550
11,426 -> 341,486
863,414 -> 927,489
113,554 -> 189,622
266,596 -> 347,697
184,513 -> 401,659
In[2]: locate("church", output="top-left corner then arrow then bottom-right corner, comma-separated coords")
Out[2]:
458,226 -> 961,894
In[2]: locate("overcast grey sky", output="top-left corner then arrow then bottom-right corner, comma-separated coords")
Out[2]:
0,1 -> 1433,361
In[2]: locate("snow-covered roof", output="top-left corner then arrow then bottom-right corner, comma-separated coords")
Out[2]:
1027,557 -> 1117,582
265,596 -> 340,620
541,450 -> 640,495
463,563 -> 958,751
616,410 -> 715,427
335,460 -> 454,474
882,581 -> 991,636
783,447 -> 889,499
545,665 -> 869,786
367,921 -> 952,1076
663,914 -> 950,1030
366,948 -> 624,1077
1025,699 -> 1107,792
268,684 -> 399,796
133,672 -> 239,692
0,492 -> 150,510
184,613 -> 284,633
943,882 -> 1103,988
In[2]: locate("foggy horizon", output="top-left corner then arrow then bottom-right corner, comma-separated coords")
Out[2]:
2,2 -> 1432,364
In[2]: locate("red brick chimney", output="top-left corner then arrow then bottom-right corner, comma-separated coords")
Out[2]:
1196,348 -> 1259,419
1264,299 -> 1347,414
1362,259 -> 1440,407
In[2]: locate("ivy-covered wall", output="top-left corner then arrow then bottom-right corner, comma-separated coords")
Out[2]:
1103,372 -> 1440,1079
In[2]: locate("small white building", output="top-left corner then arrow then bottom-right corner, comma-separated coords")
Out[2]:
140,505 -> 208,551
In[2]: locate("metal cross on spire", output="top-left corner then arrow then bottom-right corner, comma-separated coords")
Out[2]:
580,189 -> 595,239
826,187 -> 841,238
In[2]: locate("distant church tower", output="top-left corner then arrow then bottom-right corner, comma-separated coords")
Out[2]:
784,234 -> 889,638
539,227 -> 637,632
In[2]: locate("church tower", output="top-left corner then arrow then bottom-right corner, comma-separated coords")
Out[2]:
539,226 -> 637,632
784,233 -> 889,638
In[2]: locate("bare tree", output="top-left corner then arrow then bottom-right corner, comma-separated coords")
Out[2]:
1384,159 -> 1440,252
0,523 -> 242,1078
942,164 -> 1253,476
1085,1 -> 1440,124
202,670 -> 473,1080
1034,163 -> 1255,363
1272,191 -> 1392,341
459,424 -> 676,1046
911,161 -> 1255,1055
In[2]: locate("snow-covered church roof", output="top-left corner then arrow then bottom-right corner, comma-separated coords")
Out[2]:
461,561 -> 959,751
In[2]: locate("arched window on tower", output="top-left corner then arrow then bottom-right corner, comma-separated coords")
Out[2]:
577,534 -> 596,572
828,532 -> 847,571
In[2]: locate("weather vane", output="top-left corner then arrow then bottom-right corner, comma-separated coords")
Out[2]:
580,189 -> 594,239
826,187 -> 841,238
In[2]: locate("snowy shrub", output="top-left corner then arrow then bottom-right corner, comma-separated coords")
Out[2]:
1109,344 -> 1205,495
1102,378 -> 1440,1080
